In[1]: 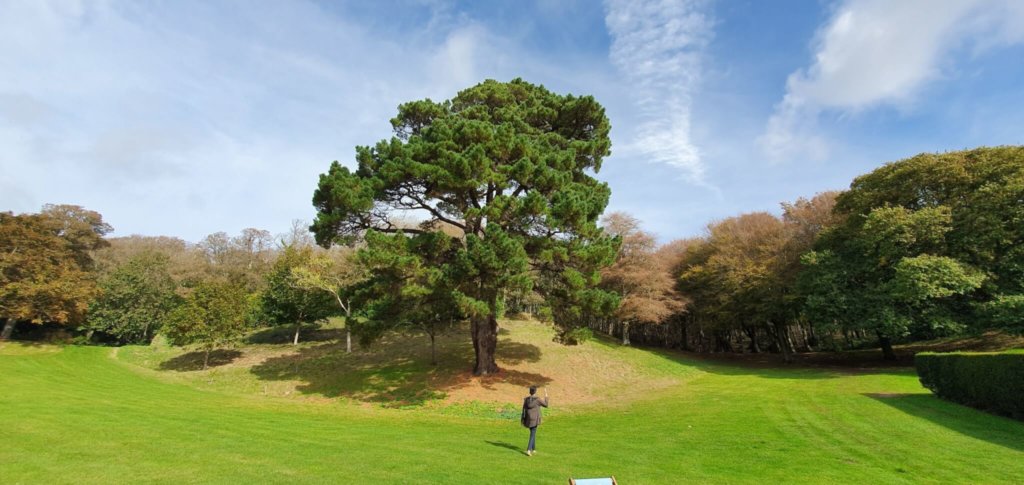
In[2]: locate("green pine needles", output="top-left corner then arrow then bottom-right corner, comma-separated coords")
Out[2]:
311,79 -> 620,374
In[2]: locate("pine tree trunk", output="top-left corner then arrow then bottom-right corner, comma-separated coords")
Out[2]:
203,349 -> 210,370
0,319 -> 14,340
293,324 -> 301,346
471,314 -> 499,375
622,321 -> 631,346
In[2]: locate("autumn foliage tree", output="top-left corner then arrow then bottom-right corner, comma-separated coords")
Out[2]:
39,204 -> 112,269
311,79 -> 618,374
0,206 -> 111,340
679,213 -> 792,354
600,212 -> 683,345
95,235 -> 208,287
197,228 -> 275,292
675,192 -> 839,358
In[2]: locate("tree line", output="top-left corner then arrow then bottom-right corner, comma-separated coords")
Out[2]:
0,212 -> 368,368
589,147 -> 1024,360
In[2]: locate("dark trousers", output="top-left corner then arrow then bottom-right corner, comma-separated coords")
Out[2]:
527,426 -> 538,451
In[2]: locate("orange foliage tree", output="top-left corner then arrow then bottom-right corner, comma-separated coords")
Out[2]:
0,205 -> 111,340
600,212 -> 684,345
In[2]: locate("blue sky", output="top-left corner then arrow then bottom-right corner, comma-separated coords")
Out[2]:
2,0 -> 1023,243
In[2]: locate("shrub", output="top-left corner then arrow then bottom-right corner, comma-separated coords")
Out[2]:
916,351 -> 1024,420
557,327 -> 593,346
978,294 -> 1024,334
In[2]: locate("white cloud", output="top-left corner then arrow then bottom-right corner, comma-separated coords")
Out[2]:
604,0 -> 713,184
759,0 -> 1024,162
0,1 -> 559,240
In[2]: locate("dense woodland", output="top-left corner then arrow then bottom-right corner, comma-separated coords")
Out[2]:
1,81 -> 1022,368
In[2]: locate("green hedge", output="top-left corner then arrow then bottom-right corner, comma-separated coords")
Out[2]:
916,351 -> 1024,420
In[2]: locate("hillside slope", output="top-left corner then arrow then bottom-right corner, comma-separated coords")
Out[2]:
117,319 -> 696,410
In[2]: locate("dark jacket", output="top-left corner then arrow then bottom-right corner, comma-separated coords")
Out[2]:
521,395 -> 549,428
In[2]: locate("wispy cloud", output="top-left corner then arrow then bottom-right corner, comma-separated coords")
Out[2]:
604,0 -> 713,184
759,0 -> 1024,163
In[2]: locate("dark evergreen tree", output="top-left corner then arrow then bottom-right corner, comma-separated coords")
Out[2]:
311,79 -> 619,374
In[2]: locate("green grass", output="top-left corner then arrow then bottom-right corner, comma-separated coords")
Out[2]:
2,327 -> 1024,483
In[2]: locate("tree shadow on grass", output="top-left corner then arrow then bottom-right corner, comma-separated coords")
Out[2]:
657,352 -> 876,379
495,339 -> 542,365
247,324 -> 344,344
251,348 -> 448,405
249,325 -> 548,408
864,393 -> 1024,452
584,334 -> 913,380
476,368 -> 552,391
159,349 -> 242,371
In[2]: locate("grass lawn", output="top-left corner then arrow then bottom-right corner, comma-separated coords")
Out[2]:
2,321 -> 1023,483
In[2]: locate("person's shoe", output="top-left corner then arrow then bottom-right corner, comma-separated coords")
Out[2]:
526,450 -> 532,456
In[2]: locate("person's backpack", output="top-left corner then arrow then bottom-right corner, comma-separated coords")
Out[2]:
520,398 -> 530,428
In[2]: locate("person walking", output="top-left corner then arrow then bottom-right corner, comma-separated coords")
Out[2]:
520,385 -> 549,456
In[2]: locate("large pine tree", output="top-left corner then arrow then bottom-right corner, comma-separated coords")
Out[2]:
311,79 -> 619,374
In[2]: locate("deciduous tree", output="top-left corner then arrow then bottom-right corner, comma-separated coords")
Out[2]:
197,229 -> 275,292
86,251 -> 179,344
164,281 -> 251,369
796,148 -> 1024,356
40,204 -> 112,269
261,245 -> 336,345
801,206 -> 985,359
290,247 -> 368,353
600,212 -> 683,345
0,208 -> 109,339
95,236 -> 208,287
